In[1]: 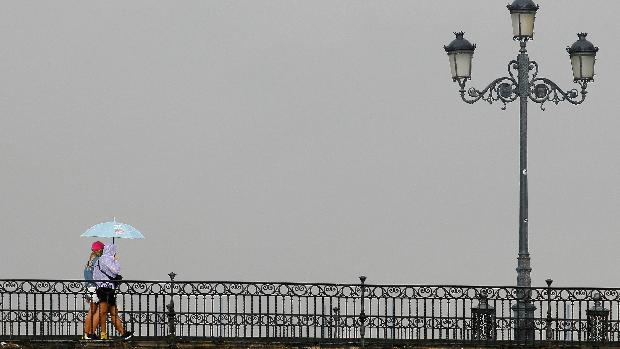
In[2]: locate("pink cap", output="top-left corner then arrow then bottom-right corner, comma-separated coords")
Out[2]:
91,241 -> 105,252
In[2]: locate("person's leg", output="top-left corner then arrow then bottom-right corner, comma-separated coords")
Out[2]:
110,292 -> 133,340
84,304 -> 94,336
98,302 -> 109,339
109,305 -> 125,334
91,303 -> 100,335
85,303 -> 101,338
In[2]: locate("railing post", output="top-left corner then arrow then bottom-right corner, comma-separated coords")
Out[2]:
586,292 -> 609,342
333,307 -> 340,339
563,302 -> 573,341
167,272 -> 177,349
545,279 -> 553,341
359,276 -> 367,348
471,291 -> 496,341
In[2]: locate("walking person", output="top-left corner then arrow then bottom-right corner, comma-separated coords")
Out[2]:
93,244 -> 133,340
83,241 -> 104,339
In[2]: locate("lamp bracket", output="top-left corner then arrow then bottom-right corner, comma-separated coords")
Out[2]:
454,59 -> 590,111
457,60 -> 519,110
528,75 -> 588,110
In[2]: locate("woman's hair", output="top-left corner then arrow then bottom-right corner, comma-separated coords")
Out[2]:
86,250 -> 103,267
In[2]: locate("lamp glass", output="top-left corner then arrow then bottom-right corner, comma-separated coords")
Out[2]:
449,54 -> 457,78
511,12 -> 535,38
449,52 -> 473,79
570,55 -> 595,80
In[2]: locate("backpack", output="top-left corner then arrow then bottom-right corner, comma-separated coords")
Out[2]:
83,257 -> 98,287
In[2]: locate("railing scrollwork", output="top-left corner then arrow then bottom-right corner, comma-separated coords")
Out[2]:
2,278 -> 620,342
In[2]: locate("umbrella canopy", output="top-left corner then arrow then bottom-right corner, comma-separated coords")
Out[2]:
81,219 -> 145,240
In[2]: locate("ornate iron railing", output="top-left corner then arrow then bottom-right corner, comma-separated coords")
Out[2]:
1,276 -> 618,343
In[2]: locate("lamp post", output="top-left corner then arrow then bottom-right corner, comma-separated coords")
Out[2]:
444,0 -> 598,341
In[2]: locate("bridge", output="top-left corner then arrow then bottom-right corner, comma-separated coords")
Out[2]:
1,275 -> 618,348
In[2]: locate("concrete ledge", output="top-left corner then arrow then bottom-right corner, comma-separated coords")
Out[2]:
3,338 -> 620,349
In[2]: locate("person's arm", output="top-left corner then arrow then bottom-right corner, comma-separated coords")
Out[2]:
107,259 -> 121,276
101,257 -> 121,277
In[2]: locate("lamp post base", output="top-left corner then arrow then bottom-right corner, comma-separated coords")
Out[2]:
512,301 -> 537,342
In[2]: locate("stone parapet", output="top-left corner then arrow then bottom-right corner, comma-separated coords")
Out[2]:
4,339 -> 620,349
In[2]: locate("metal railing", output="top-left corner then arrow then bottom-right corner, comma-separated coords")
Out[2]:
0,275 -> 618,343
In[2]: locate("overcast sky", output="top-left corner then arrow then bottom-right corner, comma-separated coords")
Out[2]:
1,1 -> 618,287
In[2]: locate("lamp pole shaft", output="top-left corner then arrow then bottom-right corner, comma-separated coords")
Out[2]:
516,41 -> 531,290
514,40 -> 535,342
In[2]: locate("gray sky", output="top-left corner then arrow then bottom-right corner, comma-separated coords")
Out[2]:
1,1 -> 618,287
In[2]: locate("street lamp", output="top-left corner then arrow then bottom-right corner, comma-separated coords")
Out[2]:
444,0 -> 598,342
568,33 -> 599,81
507,0 -> 538,40
444,32 -> 476,81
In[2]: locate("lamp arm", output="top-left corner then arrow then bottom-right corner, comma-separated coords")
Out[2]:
528,77 -> 588,110
457,76 -> 519,110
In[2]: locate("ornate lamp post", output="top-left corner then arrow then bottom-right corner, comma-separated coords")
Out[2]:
444,0 -> 598,341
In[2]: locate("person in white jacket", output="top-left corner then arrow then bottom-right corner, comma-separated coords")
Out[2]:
93,244 -> 133,340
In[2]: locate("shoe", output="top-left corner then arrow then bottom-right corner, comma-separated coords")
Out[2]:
121,331 -> 134,340
83,333 -> 100,340
100,333 -> 109,340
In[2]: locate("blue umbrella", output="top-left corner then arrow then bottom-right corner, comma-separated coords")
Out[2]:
81,218 -> 145,243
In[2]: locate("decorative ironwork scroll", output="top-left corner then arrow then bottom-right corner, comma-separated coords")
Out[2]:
2,279 -> 620,342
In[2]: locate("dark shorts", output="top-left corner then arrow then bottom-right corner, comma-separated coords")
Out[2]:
96,287 -> 117,306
